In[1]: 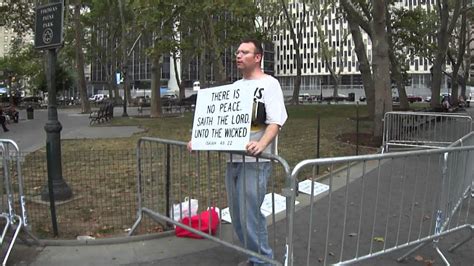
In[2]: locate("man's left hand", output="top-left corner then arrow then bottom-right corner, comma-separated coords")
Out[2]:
246,141 -> 265,156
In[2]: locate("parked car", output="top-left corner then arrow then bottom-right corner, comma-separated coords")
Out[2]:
407,95 -> 423,103
21,96 -> 44,108
89,94 -> 107,103
161,94 -> 178,106
323,93 -> 348,102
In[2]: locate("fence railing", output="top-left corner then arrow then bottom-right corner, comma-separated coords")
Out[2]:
128,137 -> 296,265
396,131 -> 474,263
0,139 -> 38,265
382,111 -> 472,152
288,144 -> 474,265
20,149 -> 137,239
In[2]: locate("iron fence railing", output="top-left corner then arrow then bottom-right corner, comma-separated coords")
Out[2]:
20,149 -> 137,239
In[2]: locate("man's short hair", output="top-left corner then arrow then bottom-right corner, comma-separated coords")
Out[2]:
240,38 -> 263,55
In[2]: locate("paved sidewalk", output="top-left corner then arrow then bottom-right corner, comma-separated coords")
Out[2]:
6,107 -> 474,266
1,107 -> 145,153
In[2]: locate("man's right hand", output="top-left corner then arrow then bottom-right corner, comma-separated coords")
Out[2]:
187,141 -> 193,152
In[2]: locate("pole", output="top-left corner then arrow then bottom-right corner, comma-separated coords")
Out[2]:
118,0 -> 128,117
41,49 -> 73,203
316,114 -> 320,175
356,102 -> 360,155
122,66 -> 128,117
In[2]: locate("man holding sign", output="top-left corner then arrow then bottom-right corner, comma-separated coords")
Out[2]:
188,39 -> 287,266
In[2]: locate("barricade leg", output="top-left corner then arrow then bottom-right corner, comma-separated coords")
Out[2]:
448,225 -> 473,252
2,216 -> 22,266
0,215 -> 9,244
396,242 -> 428,262
434,244 -> 450,266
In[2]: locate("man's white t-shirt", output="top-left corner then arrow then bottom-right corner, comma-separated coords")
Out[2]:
230,75 -> 287,161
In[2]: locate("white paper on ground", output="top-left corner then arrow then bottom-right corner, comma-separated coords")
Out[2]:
221,193 -> 300,224
298,179 -> 329,196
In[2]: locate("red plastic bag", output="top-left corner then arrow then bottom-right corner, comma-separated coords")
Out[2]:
175,208 -> 219,239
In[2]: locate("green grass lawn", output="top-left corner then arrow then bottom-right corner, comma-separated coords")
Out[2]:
62,104 -> 378,160
23,104 -> 380,239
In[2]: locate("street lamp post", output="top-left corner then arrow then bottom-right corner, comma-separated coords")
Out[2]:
40,49 -> 73,202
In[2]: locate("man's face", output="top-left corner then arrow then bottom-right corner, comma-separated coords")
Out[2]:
235,42 -> 261,71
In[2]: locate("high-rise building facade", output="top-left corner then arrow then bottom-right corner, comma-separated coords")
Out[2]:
273,0 -> 450,99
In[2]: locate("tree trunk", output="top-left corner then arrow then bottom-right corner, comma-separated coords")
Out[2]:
280,0 -> 303,105
386,5 -> 408,110
462,49 -> 470,99
389,50 -> 409,110
292,53 -> 302,105
348,22 -> 375,119
150,54 -> 162,117
118,0 -> 131,109
207,16 -> 226,85
73,1 -> 90,114
199,46 -> 207,88
179,53 -> 191,99
431,0 -> 462,110
325,58 -> 339,98
112,68 -> 120,103
372,0 -> 392,137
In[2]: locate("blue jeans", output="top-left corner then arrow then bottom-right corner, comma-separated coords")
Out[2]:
225,162 -> 273,265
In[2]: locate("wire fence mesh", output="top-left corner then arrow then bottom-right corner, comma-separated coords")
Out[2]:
20,149 -> 138,239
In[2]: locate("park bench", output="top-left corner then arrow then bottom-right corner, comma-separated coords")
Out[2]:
162,103 -> 183,117
4,107 -> 19,123
89,102 -> 114,125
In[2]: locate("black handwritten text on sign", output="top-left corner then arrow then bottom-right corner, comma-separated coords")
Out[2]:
191,84 -> 253,150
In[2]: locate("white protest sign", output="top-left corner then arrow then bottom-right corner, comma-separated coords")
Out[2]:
191,84 -> 253,150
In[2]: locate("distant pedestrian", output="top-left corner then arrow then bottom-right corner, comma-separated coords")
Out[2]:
0,108 -> 9,132
442,96 -> 451,111
6,106 -> 19,123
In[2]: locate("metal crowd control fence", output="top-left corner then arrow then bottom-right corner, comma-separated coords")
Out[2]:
288,144 -> 474,265
382,111 -> 472,152
129,137 -> 295,265
397,131 -> 474,264
0,139 -> 38,266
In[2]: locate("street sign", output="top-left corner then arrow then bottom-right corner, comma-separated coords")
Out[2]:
34,2 -> 64,49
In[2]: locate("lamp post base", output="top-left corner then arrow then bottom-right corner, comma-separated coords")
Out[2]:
40,178 -> 73,201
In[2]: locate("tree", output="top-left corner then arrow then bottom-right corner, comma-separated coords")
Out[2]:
431,0 -> 462,109
132,0 -> 178,117
0,1 -> 34,37
86,0 -> 122,103
309,0 -> 348,99
73,0 -> 91,113
280,0 -> 306,105
0,42 -> 48,100
447,0 -> 471,107
340,0 -> 392,137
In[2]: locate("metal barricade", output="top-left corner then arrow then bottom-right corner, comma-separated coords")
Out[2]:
397,131 -> 474,264
128,137 -> 295,265
288,145 -> 474,265
0,139 -> 37,266
382,111 -> 472,152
